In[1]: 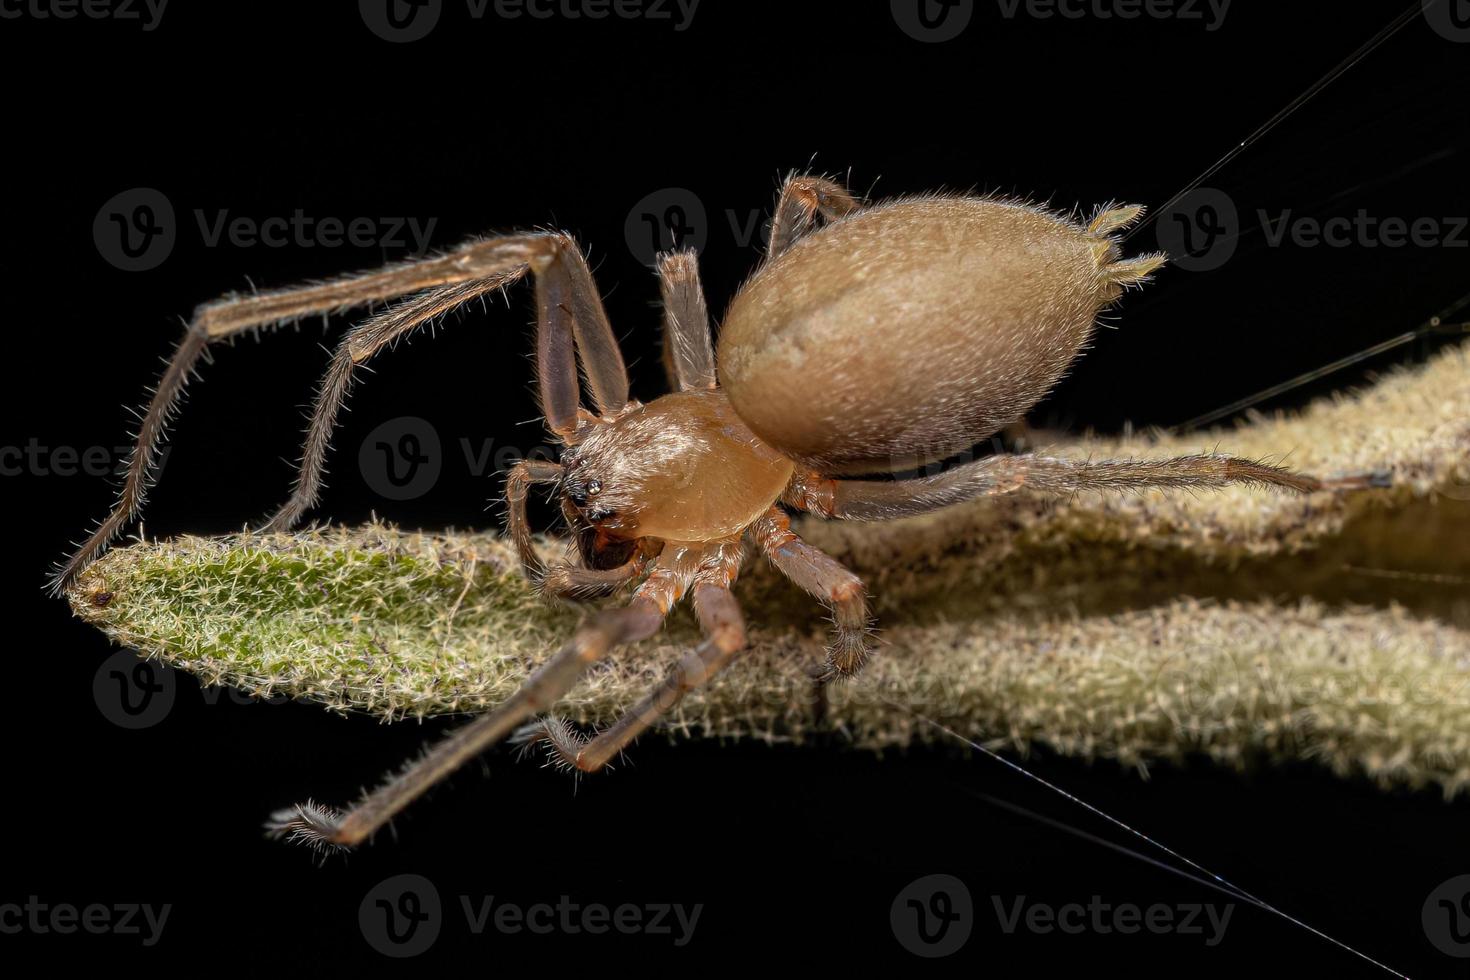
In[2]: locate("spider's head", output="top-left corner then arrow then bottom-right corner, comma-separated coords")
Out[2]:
561,477 -> 638,571
558,439 -> 644,570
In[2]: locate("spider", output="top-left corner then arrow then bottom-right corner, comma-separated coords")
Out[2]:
56,174 -> 1355,850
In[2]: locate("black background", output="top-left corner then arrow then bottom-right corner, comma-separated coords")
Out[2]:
5,0 -> 1470,973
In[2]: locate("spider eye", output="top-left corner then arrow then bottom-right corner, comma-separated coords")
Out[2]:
567,478 -> 602,508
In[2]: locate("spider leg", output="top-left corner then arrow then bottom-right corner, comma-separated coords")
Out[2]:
53,231 -> 626,593
766,173 -> 863,259
504,458 -> 565,581
510,467 -> 658,590
262,232 -> 628,532
750,507 -> 871,682
266,554 -> 692,851
656,249 -> 717,391
261,274 -> 522,531
538,548 -> 655,600
516,543 -> 746,772
786,452 -> 1359,522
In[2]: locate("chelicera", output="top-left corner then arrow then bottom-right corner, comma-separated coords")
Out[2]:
56,175 -> 1349,850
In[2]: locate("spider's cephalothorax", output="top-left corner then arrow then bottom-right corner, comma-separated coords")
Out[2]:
59,176 -> 1335,850
561,389 -> 795,546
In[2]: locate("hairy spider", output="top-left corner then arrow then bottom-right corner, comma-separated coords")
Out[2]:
56,175 -> 1356,851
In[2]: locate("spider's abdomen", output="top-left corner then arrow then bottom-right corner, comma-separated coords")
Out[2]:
716,196 -> 1159,475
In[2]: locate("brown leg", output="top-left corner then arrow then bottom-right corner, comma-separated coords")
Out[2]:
517,543 -> 747,771
261,275 -> 521,531
656,249 -> 717,391
767,173 -> 862,259
508,459 -> 663,593
266,555 -> 693,851
538,552 -> 651,600
750,508 -> 870,681
53,231 -> 626,593
262,232 -> 628,532
787,452 -> 1356,522
504,458 -> 564,581
50,327 -> 209,597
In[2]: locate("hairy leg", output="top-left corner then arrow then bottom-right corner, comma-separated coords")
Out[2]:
261,275 -> 520,531
538,558 -> 649,601
507,459 -> 654,592
750,508 -> 871,681
767,173 -> 862,259
518,542 -> 748,772
54,232 -> 624,593
263,232 -> 627,532
265,553 -> 693,851
785,452 -> 1363,522
656,249 -> 717,391
504,458 -> 565,581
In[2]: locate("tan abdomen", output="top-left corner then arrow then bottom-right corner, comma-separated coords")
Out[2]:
716,196 -> 1139,475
